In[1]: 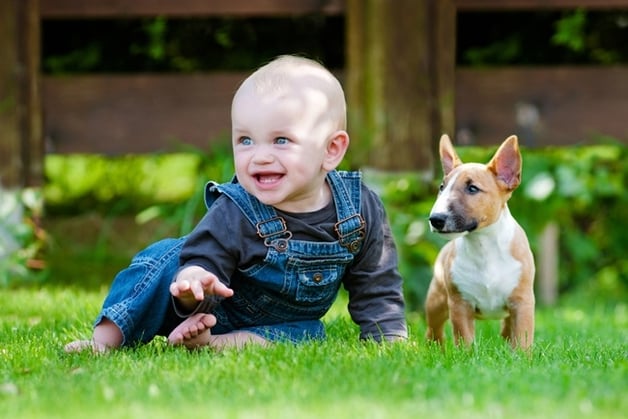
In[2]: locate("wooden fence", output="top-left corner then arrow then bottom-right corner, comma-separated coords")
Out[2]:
39,0 -> 628,155
41,66 -> 628,154
2,0 -> 627,182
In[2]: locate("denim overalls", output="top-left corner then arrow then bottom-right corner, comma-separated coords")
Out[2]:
95,170 -> 365,346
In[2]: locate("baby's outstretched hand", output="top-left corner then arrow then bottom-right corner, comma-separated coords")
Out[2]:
170,266 -> 233,310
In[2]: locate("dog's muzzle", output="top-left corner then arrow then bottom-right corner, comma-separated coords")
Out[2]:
429,213 -> 478,234
429,213 -> 448,231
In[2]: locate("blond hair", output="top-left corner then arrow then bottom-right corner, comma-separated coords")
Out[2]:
234,55 -> 346,130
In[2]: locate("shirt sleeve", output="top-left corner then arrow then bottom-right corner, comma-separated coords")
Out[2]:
178,196 -> 242,286
342,185 -> 408,342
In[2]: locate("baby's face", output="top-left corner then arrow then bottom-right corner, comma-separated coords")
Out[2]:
231,83 -> 339,213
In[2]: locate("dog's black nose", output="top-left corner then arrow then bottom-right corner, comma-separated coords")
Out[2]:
429,214 -> 447,230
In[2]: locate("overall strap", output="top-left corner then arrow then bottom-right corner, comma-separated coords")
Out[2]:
205,172 -> 365,254
326,170 -> 365,254
205,180 -> 291,250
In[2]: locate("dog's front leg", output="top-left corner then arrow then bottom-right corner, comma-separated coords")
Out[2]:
425,276 -> 450,344
503,300 -> 535,350
448,295 -> 476,347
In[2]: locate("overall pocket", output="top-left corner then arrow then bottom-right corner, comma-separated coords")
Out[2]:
288,256 -> 352,304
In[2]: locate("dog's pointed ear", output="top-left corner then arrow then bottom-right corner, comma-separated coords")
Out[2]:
488,135 -> 522,190
439,134 -> 462,175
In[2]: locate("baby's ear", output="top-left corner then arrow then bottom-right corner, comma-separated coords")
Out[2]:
323,130 -> 350,171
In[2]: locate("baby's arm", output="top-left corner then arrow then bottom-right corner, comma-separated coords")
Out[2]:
170,265 -> 234,312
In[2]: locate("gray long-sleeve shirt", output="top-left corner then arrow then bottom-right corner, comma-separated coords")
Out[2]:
179,182 -> 408,341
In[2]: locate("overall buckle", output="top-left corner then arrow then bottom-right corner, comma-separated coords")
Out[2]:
256,217 -> 292,252
334,214 -> 366,253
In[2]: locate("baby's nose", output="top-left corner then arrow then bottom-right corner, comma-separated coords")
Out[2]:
252,147 -> 275,163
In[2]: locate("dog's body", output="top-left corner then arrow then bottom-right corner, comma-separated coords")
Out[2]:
425,134 -> 535,350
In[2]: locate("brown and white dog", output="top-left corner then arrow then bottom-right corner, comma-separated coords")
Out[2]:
425,134 -> 535,350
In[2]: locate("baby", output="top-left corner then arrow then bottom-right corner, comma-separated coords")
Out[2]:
65,55 -> 407,352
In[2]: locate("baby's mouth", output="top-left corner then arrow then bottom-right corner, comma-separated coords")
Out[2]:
255,173 -> 283,184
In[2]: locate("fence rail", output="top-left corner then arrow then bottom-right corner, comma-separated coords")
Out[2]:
43,66 -> 628,154
39,0 -> 628,18
40,0 -> 344,18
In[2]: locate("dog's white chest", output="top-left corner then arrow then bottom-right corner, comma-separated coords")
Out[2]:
450,214 -> 522,318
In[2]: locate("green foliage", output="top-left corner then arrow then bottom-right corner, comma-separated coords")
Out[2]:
42,16 -> 344,74
515,142 -> 626,297
42,11 -> 628,74
550,9 -> 628,64
1,287 -> 626,418
134,143 -> 235,236
552,9 -> 587,52
459,10 -> 628,66
45,152 -> 205,215
44,143 -> 235,235
136,17 -> 168,61
0,187 -> 47,287
41,142 -> 626,306
463,36 -> 522,66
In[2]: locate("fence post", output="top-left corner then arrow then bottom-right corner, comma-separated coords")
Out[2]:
345,0 -> 455,173
538,221 -> 559,305
0,0 -> 43,187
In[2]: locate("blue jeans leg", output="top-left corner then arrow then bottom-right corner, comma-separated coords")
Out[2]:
95,237 -> 185,346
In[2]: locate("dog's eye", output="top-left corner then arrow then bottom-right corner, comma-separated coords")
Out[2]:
466,184 -> 480,194
439,183 -> 445,192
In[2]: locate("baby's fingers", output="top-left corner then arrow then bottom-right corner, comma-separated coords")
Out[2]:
170,279 -> 204,301
213,281 -> 234,297
169,279 -> 190,297
201,275 -> 234,297
189,278 -> 209,301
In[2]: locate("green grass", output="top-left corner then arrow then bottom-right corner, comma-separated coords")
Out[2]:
1,284 -> 626,419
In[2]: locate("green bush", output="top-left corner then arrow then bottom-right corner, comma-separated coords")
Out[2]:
41,142 -> 626,308
45,152 -> 205,214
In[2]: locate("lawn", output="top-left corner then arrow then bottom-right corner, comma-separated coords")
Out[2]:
1,213 -> 626,418
1,282 -> 626,418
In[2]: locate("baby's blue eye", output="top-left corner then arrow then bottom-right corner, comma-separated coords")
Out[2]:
275,137 -> 290,145
239,137 -> 253,146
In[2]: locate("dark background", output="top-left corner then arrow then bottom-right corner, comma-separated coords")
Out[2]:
42,10 -> 628,74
